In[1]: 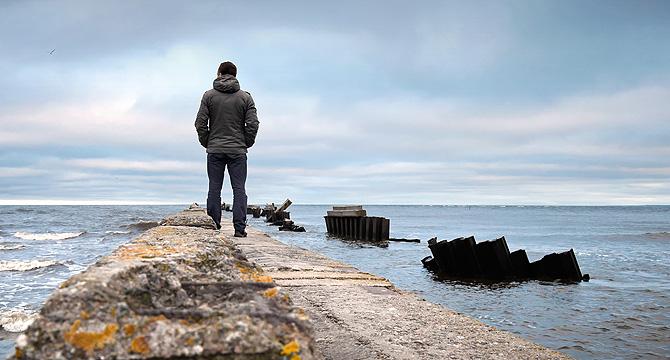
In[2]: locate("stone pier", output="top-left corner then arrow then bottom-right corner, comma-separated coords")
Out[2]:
10,207 -> 569,359
11,208 -> 313,359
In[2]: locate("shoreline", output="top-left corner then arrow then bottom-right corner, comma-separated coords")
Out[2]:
9,207 -> 568,359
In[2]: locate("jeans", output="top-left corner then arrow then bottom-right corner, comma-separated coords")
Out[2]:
206,153 -> 247,233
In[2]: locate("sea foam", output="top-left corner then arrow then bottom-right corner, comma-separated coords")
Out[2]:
0,260 -> 60,272
0,309 -> 37,332
105,230 -> 131,235
0,244 -> 25,251
13,231 -> 85,241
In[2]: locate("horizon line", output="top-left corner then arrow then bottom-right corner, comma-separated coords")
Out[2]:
0,200 -> 667,207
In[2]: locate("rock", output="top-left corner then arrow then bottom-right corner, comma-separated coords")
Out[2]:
278,220 -> 307,232
159,208 -> 216,229
12,210 -> 315,359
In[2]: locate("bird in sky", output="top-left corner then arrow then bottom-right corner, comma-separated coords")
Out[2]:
49,49 -> 55,55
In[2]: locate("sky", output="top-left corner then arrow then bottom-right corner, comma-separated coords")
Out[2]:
1,0 -> 669,205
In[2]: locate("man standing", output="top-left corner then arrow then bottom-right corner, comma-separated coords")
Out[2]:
195,61 -> 259,237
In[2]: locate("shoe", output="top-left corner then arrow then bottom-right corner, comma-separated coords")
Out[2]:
215,223 -> 222,230
234,231 -> 247,238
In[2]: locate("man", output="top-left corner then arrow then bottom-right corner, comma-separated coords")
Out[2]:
195,61 -> 259,237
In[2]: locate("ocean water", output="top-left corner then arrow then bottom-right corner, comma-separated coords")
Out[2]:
0,205 -> 183,357
1,205 -> 669,359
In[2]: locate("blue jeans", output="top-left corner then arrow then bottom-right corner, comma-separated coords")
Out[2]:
206,153 -> 247,233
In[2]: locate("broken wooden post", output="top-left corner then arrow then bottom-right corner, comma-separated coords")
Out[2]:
276,198 -> 293,213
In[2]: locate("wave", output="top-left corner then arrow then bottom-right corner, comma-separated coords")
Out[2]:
122,220 -> 159,231
0,309 -> 38,332
0,243 -> 25,251
13,231 -> 85,241
643,231 -> 670,240
105,230 -> 131,235
0,260 -> 61,272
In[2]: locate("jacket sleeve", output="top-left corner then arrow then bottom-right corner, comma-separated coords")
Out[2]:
243,94 -> 260,148
194,93 -> 210,148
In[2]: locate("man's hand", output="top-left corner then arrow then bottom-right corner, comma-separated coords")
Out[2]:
199,131 -> 209,148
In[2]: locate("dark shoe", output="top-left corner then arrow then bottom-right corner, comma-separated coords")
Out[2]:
234,231 -> 247,238
215,223 -> 222,230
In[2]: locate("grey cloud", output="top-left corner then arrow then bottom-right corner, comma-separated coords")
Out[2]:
1,1 -> 669,204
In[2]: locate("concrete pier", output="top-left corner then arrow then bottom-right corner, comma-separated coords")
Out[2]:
12,208 -> 314,359
11,208 -> 569,359
232,222 -> 569,359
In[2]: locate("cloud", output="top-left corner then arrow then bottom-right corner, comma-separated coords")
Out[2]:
0,167 -> 45,178
0,1 -> 669,204
64,158 -> 201,173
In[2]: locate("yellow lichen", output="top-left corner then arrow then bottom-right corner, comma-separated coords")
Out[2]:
110,307 -> 117,317
253,274 -> 274,283
236,262 -> 274,283
63,320 -> 119,353
263,287 -> 279,298
290,354 -> 302,360
14,347 -> 23,359
123,324 -> 136,336
130,336 -> 150,354
236,263 -> 251,274
185,337 -> 195,346
80,310 -> 90,320
281,340 -> 300,356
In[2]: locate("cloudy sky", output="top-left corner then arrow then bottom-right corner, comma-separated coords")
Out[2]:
1,1 -> 669,205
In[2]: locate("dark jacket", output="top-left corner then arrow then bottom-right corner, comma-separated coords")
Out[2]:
194,75 -> 259,154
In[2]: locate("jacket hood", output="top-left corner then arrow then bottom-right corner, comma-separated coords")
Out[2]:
213,75 -> 240,93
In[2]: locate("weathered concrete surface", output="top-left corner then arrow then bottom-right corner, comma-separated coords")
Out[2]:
231,222 -> 571,360
11,209 -> 314,359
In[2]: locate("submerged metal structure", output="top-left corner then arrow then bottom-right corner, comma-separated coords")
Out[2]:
422,236 -> 588,282
323,205 -> 390,242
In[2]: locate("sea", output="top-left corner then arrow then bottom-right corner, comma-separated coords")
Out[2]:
0,205 -> 668,359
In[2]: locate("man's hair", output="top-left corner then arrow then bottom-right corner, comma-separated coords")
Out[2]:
217,61 -> 237,77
